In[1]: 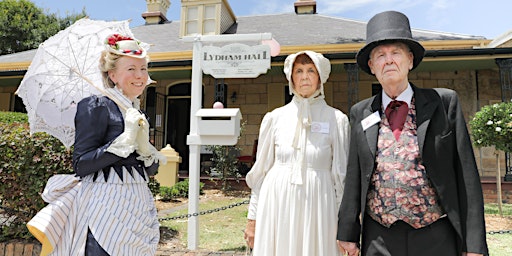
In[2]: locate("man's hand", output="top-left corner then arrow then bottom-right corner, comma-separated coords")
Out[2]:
244,219 -> 256,249
337,240 -> 359,256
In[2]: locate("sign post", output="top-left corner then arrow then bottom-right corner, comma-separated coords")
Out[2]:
182,33 -> 272,250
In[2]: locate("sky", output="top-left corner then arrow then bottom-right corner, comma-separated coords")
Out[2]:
31,0 -> 512,40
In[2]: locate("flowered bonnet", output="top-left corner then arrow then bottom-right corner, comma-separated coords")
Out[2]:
105,34 -> 147,58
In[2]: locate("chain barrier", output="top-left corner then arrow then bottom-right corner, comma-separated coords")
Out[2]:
157,201 -> 512,235
487,230 -> 512,235
3,204 -> 512,235
158,199 -> 249,222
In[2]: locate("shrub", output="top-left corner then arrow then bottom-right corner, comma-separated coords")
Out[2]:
148,176 -> 161,198
0,112 -> 73,241
469,101 -> 512,153
159,179 -> 204,201
204,121 -> 247,191
206,145 -> 242,191
0,111 -> 28,123
0,111 -> 162,241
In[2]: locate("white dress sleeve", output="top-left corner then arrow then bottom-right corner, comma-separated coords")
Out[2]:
246,112 -> 275,220
332,110 -> 350,210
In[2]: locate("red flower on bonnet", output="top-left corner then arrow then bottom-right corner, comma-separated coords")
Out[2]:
105,34 -> 146,58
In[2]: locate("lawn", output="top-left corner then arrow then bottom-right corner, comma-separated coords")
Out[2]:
159,190 -> 250,252
159,191 -> 512,254
485,203 -> 512,256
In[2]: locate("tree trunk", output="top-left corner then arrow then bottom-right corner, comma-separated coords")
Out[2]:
495,151 -> 503,217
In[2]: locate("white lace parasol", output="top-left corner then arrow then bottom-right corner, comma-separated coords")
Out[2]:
16,18 -> 148,148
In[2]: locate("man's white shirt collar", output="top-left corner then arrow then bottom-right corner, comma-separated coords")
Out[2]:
382,84 -> 413,110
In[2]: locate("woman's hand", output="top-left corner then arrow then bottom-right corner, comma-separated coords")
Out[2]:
106,108 -> 146,157
244,219 -> 256,249
337,240 -> 359,256
135,117 -> 151,156
124,108 -> 146,144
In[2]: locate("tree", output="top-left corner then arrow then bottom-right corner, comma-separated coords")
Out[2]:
0,0 -> 86,55
470,101 -> 512,216
470,101 -> 512,152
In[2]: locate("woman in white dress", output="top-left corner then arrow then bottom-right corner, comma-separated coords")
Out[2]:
244,51 -> 350,256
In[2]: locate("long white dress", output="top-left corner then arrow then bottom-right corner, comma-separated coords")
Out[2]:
246,96 -> 350,256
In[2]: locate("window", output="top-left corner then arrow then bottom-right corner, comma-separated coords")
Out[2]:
203,5 -> 216,34
180,0 -> 236,37
185,7 -> 199,35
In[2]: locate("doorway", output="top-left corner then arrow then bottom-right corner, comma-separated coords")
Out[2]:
166,83 -> 192,172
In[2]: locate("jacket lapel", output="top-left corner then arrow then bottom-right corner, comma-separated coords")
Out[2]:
413,85 -> 439,154
364,94 -> 382,160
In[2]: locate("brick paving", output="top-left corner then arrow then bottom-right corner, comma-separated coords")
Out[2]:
156,248 -> 246,255
0,241 -> 246,256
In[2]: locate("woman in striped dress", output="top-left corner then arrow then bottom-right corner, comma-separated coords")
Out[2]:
27,34 -> 165,256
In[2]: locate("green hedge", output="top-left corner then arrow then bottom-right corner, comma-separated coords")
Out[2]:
0,111 -> 73,241
0,111 -> 161,241
159,179 -> 204,201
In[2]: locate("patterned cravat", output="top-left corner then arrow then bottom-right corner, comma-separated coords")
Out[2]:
385,100 -> 408,140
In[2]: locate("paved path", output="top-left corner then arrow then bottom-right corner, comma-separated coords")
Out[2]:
156,248 -> 246,255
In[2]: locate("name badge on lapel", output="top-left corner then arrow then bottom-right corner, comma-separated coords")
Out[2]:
361,111 -> 381,131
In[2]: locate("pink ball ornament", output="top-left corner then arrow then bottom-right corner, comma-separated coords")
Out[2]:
262,38 -> 281,57
213,102 -> 224,109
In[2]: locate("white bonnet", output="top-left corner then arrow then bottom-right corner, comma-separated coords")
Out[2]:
105,34 -> 148,59
283,50 -> 331,96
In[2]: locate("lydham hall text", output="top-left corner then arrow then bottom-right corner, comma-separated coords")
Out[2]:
203,51 -> 269,61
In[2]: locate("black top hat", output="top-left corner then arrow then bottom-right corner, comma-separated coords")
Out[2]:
356,10 -> 425,75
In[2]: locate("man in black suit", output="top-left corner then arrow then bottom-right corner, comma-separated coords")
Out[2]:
336,11 -> 488,256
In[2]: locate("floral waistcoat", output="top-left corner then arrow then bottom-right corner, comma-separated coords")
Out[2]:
367,98 -> 445,229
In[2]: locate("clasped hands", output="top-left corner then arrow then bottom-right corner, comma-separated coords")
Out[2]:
244,222 -> 361,256
335,241 -> 482,256
337,241 -> 359,256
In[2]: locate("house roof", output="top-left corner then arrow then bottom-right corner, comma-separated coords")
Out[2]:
133,13 -> 484,53
0,12 -> 487,66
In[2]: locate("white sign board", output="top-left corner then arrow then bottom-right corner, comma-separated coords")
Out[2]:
201,43 -> 271,78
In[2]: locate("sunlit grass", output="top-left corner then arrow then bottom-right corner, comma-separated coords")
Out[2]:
160,195 -> 249,252
485,203 -> 512,216
488,233 -> 512,256
160,195 -> 512,254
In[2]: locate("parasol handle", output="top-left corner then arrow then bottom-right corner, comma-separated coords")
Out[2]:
138,118 -> 146,127
74,70 -> 128,111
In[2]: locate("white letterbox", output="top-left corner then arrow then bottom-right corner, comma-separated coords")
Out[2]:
195,108 -> 242,145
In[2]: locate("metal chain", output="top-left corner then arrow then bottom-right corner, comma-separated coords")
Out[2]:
158,199 -> 249,222
3,204 -> 512,235
487,230 -> 512,235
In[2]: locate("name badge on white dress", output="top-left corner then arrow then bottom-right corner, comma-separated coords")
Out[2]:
311,122 -> 329,134
361,111 -> 381,131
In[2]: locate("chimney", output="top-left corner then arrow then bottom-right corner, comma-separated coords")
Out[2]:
294,0 -> 316,14
142,0 -> 171,24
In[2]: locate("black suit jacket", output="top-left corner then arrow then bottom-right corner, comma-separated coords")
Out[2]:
337,84 -> 488,255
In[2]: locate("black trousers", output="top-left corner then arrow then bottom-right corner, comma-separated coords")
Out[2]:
85,228 -> 110,256
362,215 -> 459,256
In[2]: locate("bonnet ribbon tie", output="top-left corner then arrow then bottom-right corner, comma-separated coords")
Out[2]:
291,92 -> 323,185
